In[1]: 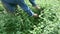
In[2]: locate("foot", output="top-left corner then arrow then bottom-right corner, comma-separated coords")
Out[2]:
33,13 -> 39,18
33,5 -> 45,10
33,5 -> 41,10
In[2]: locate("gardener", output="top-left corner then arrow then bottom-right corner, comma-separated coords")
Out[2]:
1,0 -> 40,17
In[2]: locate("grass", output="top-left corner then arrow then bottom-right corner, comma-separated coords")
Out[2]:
0,0 -> 60,34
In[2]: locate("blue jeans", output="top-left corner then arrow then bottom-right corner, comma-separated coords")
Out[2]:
29,0 -> 36,6
1,0 -> 36,16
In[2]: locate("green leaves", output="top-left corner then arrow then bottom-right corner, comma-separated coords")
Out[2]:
0,0 -> 60,34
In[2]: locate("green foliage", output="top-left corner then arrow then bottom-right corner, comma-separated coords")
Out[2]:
0,0 -> 60,34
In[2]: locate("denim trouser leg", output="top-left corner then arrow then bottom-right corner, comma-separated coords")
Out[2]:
1,0 -> 17,13
18,0 -> 34,16
29,0 -> 36,6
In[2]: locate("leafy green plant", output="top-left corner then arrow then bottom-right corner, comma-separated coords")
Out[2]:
0,0 -> 60,34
